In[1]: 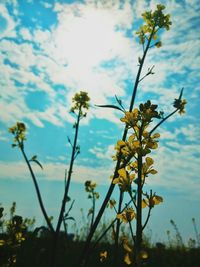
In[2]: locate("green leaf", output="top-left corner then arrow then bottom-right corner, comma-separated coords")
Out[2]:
64,216 -> 75,221
29,158 -> 43,170
31,155 -> 37,161
95,104 -> 124,112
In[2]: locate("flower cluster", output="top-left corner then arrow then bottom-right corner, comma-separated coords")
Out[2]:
121,235 -> 133,265
136,4 -> 172,47
84,180 -> 99,200
117,207 -> 136,223
0,203 -> 33,267
127,156 -> 157,186
70,91 -> 90,116
112,101 -> 161,193
142,194 -> 163,209
173,98 -> 187,115
8,122 -> 26,148
113,168 -> 135,192
121,100 -> 161,129
113,101 -> 160,164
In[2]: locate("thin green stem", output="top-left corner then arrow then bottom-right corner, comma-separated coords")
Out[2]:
135,122 -> 143,266
92,199 -> 133,250
77,25 -> 156,267
129,221 -> 136,245
150,109 -> 178,135
113,190 -> 124,267
128,190 -> 137,209
20,147 -> 54,234
142,206 -> 152,231
56,105 -> 82,234
89,192 -> 96,233
51,105 -> 82,267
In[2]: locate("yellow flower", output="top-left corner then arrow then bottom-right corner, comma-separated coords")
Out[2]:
15,232 -> 25,243
124,252 -> 132,265
139,250 -> 148,259
85,180 -> 96,192
152,195 -> 163,205
142,199 -> 148,208
173,97 -> 187,115
149,195 -> 163,207
120,109 -> 139,127
8,122 -> 27,147
100,250 -> 108,262
117,208 -> 136,223
142,157 -> 157,178
0,239 -> 5,246
113,168 -> 135,191
109,199 -> 116,209
122,236 -> 133,253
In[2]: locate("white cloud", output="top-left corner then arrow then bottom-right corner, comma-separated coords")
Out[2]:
0,0 -> 199,130
0,130 -> 8,141
0,160 -> 114,186
19,27 -> 32,41
41,1 -> 52,9
1,134 -> 199,200
0,4 -> 18,38
89,144 -> 115,160
148,142 -> 200,200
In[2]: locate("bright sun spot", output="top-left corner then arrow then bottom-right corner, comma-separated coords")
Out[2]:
53,7 -> 127,69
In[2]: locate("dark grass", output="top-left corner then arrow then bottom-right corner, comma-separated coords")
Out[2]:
1,235 -> 200,267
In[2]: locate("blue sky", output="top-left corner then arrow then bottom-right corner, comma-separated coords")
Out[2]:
0,0 -> 200,243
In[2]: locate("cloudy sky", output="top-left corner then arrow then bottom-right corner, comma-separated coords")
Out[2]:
0,0 -> 200,243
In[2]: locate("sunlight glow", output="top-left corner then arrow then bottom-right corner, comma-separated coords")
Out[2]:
53,7 -> 127,68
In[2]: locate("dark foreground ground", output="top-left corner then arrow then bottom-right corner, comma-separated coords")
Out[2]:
1,235 -> 200,267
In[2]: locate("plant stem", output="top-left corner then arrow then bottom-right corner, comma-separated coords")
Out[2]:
76,25 -> 156,267
51,105 -> 82,267
89,192 -> 96,233
92,199 -> 133,250
135,154 -> 143,266
113,190 -> 124,267
20,147 -> 54,234
150,109 -> 178,135
129,221 -> 136,245
56,106 -> 81,234
142,206 -> 152,231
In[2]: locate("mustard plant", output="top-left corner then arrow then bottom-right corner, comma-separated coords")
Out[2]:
0,202 -> 35,267
170,219 -> 184,248
84,181 -> 100,233
192,218 -> 200,248
8,123 -> 54,233
9,91 -> 90,267
77,5 -> 186,267
51,91 -> 90,267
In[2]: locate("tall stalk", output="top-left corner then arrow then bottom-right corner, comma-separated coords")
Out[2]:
77,5 -> 174,267
20,147 -> 55,233
8,122 -> 54,234
77,18 -> 157,267
51,92 -> 90,267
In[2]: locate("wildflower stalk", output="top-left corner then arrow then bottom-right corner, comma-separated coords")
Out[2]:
77,14 -> 157,267
56,104 -> 81,236
8,122 -> 54,234
142,190 -> 153,231
92,198 -> 133,250
113,20 -> 157,267
192,218 -> 200,247
113,190 -> 124,267
85,181 -> 99,234
51,91 -> 90,267
90,189 -> 96,232
135,142 -> 143,266
20,147 -> 55,233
